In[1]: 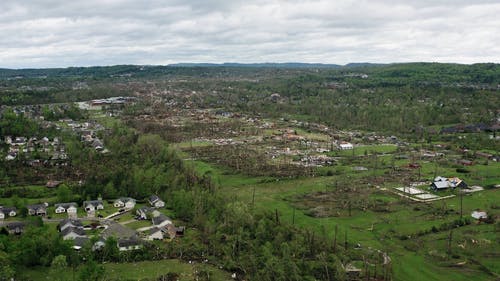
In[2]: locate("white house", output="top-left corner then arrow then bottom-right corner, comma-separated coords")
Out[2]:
339,142 -> 353,150
0,207 -> 17,219
83,200 -> 104,212
147,227 -> 164,240
152,214 -> 173,228
55,203 -> 78,213
148,195 -> 165,208
113,197 -> 136,209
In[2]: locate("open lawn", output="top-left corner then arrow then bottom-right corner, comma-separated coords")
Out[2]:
19,259 -> 231,281
195,157 -> 500,281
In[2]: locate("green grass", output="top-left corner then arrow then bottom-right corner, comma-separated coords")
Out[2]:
19,259 -> 231,281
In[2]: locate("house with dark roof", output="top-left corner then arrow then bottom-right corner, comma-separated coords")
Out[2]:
27,203 -> 48,216
136,206 -> 155,220
148,195 -> 165,208
152,214 -> 172,227
61,226 -> 86,240
83,200 -> 104,212
430,176 -> 468,191
58,219 -> 83,232
54,202 -> 78,217
101,222 -> 137,239
117,239 -> 143,251
6,222 -> 25,235
147,227 -> 165,240
0,207 -> 17,219
72,236 -> 90,250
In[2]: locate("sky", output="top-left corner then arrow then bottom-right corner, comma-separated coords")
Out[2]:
1,0 -> 499,68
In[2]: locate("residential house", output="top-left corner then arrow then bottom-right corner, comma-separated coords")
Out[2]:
113,197 -> 136,209
147,227 -> 165,240
83,200 -> 104,212
0,207 -> 17,219
152,214 -> 172,228
6,222 -> 25,235
61,227 -> 86,240
430,176 -> 468,191
58,219 -> 83,232
339,142 -> 353,150
136,206 -> 154,220
117,239 -> 143,251
27,203 -> 48,216
101,222 -> 137,239
148,195 -> 165,208
54,202 -> 78,216
72,236 -> 90,250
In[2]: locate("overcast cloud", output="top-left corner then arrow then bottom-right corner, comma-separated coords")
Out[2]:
0,0 -> 499,68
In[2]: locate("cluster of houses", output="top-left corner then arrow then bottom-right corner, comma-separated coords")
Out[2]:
63,119 -> 108,153
0,194 -> 166,221
3,136 -> 68,165
2,193 -> 182,251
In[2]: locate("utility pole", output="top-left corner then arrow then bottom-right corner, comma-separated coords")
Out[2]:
447,230 -> 453,258
460,189 -> 463,220
251,186 -> 256,208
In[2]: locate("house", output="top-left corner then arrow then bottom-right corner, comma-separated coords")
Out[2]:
27,203 -> 48,216
147,227 -> 165,240
430,176 -> 468,191
58,219 -> 83,232
117,239 -> 143,251
113,197 -> 136,209
152,214 -> 172,227
83,200 -> 104,212
339,142 -> 353,150
148,195 -> 165,208
6,222 -> 25,235
61,226 -> 86,240
101,222 -> 137,239
54,203 -> 78,216
136,206 -> 154,220
72,236 -> 90,250
0,207 -> 17,219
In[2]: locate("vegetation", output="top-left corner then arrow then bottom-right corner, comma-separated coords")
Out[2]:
0,63 -> 499,280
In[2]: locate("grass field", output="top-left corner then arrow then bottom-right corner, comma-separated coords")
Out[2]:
189,157 -> 499,281
19,259 -> 231,281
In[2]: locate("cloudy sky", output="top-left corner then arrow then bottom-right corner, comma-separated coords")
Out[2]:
1,0 -> 499,68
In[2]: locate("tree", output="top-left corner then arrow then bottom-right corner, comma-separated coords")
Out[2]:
51,254 -> 68,268
78,259 -> 104,281
51,254 -> 68,280
0,250 -> 15,280
103,182 -> 118,199
57,184 -> 73,203
102,237 -> 119,262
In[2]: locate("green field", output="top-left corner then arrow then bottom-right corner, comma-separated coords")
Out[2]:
19,259 -> 231,281
189,157 -> 500,281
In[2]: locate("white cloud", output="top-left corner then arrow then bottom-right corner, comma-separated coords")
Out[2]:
0,0 -> 498,68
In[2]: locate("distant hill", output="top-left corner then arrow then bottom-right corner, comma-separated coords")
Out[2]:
169,62 -> 343,68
